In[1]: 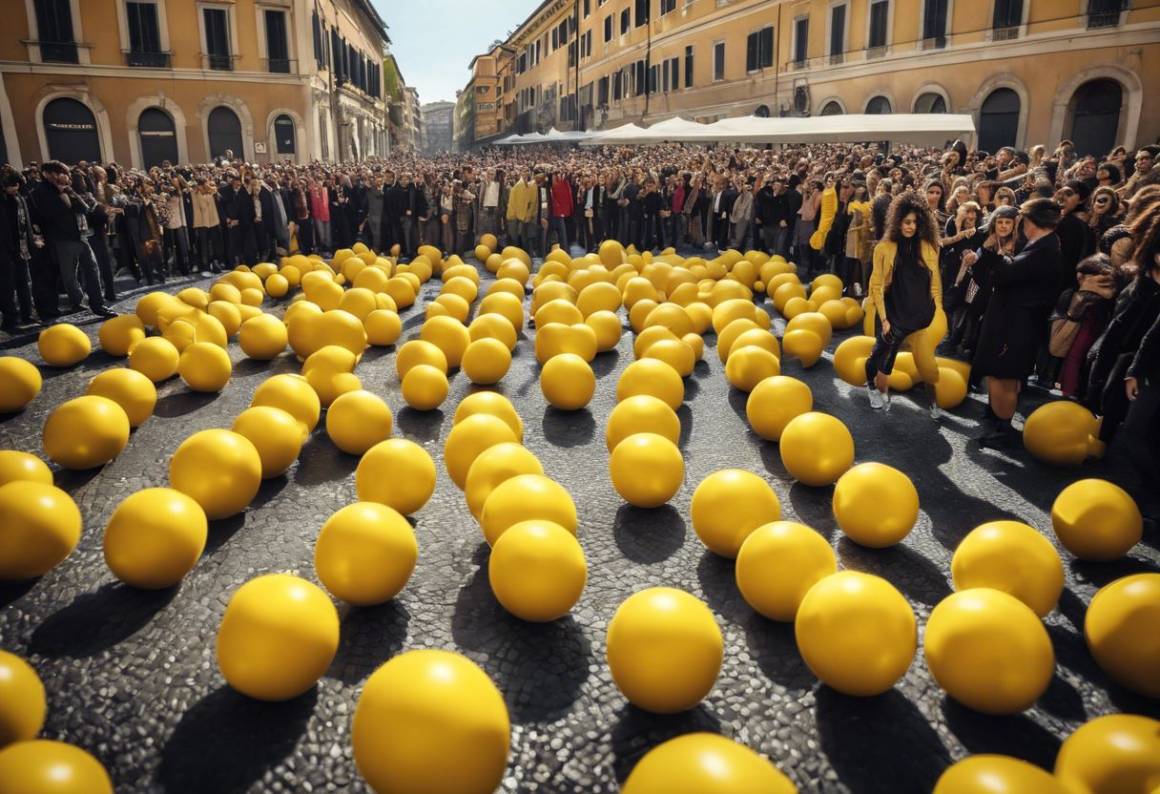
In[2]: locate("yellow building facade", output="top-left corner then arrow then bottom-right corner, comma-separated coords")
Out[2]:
494,0 -> 1160,154
0,0 -> 390,168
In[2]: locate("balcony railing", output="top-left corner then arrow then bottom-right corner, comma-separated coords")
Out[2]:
265,57 -> 293,74
32,39 -> 79,63
828,52 -> 844,65
866,44 -> 886,59
203,52 -> 235,71
126,50 -> 171,68
992,26 -> 1019,41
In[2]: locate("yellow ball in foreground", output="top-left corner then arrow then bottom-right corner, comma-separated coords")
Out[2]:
950,521 -> 1063,617
38,323 -> 91,367
832,462 -> 918,548
454,391 -> 524,438
401,364 -> 449,411
0,450 -> 52,487
489,520 -> 586,622
178,341 -> 232,392
610,433 -> 684,508
326,389 -> 393,455
933,755 -> 1068,794
616,358 -> 684,410
0,740 -> 113,794
0,482 -> 81,580
923,588 -> 1053,714
365,309 -> 402,347
462,338 -> 512,385
464,442 -> 543,519
128,336 -> 180,382
315,502 -> 417,606
42,395 -> 130,470
0,650 -> 46,747
217,573 -> 339,701
444,413 -> 519,490
102,488 -> 207,589
86,368 -> 157,428
746,375 -> 812,441
1051,478 -> 1142,561
251,373 -> 321,435
1084,573 -> 1160,698
725,346 -> 781,392
238,313 -> 288,359
1023,400 -> 1102,466
794,571 -> 916,696
541,353 -> 595,410
779,412 -> 854,487
356,439 -> 437,515
231,405 -> 304,479
1054,714 -> 1160,794
168,429 -> 262,520
622,733 -> 796,794
605,394 -> 679,452
0,356 -> 42,413
98,314 -> 146,357
691,469 -> 781,558
737,521 -> 837,621
480,474 -> 577,546
353,650 -> 510,794
607,587 -> 723,713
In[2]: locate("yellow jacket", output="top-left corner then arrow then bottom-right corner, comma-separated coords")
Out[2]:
867,238 -> 942,325
809,186 -> 837,251
507,180 -> 535,222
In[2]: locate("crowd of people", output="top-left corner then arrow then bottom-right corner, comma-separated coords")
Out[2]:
0,135 -> 1157,519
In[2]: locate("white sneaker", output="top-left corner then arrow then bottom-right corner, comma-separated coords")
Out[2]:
867,385 -> 884,410
881,391 -> 892,412
929,401 -> 941,421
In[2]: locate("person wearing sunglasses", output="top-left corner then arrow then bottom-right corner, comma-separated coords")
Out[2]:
1088,186 -> 1123,238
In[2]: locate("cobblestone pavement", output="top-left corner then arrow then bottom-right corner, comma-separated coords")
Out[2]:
1,259 -> 1158,794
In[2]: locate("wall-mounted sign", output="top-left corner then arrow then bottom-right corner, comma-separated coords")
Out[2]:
254,141 -> 268,154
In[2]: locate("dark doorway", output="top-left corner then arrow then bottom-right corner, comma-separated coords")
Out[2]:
273,114 -> 296,155
978,88 -> 1019,153
207,106 -> 243,159
914,92 -> 947,113
866,96 -> 891,114
820,101 -> 843,116
43,98 -> 101,163
1069,79 -> 1122,157
138,107 -> 178,168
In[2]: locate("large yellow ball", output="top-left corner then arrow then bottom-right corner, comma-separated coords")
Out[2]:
644,339 -> 696,379
238,314 -> 288,359
745,376 -> 812,442
98,315 -> 146,357
933,367 -> 968,410
0,356 -> 42,413
831,462 -> 919,548
934,755 -> 1068,794
0,650 -> 46,747
444,413 -> 519,490
0,450 -> 52,487
1051,479 -> 1142,561
353,649 -> 510,794
1023,400 -> 1103,466
128,336 -> 180,382
781,329 -> 825,368
616,358 -> 684,410
216,573 -> 339,701
464,442 -> 543,519
610,433 -> 684,508
231,405 -> 304,478
0,740 -> 113,794
102,488 -> 207,589
401,364 -> 449,411
607,587 -> 723,713
725,346 -> 781,392
86,368 -> 157,428
1084,573 -> 1160,698
42,395 -> 130,470
396,339 -> 448,378
462,338 -> 512,385
178,341 -> 232,392
0,482 -> 81,580
365,309 -> 402,347
691,469 -> 781,558
168,429 -> 262,520
315,502 -> 417,606
924,588 -> 1054,714
586,310 -> 622,351
833,336 -> 876,386
251,373 -> 321,435
421,315 -> 471,368
541,353 -> 595,410
480,474 -> 577,546
950,521 -> 1064,617
38,323 -> 91,367
605,394 -> 679,452
736,521 -> 836,621
470,313 -> 518,351
779,412 -> 854,487
622,733 -> 796,794
1054,714 -> 1160,794
356,439 -> 437,515
489,520 -> 586,622
326,389 -> 393,455
454,391 -> 524,438
794,571 -> 916,696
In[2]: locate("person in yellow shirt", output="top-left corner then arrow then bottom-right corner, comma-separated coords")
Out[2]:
505,170 -> 535,251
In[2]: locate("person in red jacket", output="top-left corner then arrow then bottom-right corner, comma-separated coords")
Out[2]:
549,171 -> 573,253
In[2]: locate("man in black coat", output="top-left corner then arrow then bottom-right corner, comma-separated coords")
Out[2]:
712,175 -> 737,252
219,173 -> 246,267
0,171 -> 39,331
381,170 -> 405,255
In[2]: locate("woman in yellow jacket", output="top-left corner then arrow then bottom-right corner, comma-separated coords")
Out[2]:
809,173 -> 838,259
504,173 -> 535,252
865,191 -> 945,416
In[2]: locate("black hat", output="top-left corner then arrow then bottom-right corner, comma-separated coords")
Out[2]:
1021,197 -> 1061,229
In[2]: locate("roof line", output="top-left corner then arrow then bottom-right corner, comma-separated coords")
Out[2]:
351,0 -> 391,44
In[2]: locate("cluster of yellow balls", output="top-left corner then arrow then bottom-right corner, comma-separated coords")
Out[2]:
833,333 -> 971,408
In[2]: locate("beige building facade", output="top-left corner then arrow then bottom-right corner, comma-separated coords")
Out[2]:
0,0 -> 390,168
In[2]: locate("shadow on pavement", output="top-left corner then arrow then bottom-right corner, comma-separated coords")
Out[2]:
292,435 -> 358,487
153,390 -> 220,419
29,581 -> 177,658
613,504 -> 687,564
541,407 -> 595,448
395,407 -> 445,443
941,697 -> 1061,771
610,702 -> 721,784
326,600 -> 410,685
53,467 -> 102,495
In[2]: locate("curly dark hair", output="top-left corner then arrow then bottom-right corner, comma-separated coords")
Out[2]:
884,190 -> 940,249
1131,205 -> 1160,276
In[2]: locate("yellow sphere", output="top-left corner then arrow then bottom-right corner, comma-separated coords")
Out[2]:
38,323 -> 91,367
1084,573 -> 1160,698
605,394 -> 679,452
462,338 -> 512,385
355,438 -> 437,515
950,521 -> 1064,617
0,450 -> 52,487
315,502 -> 417,606
454,392 -> 524,438
0,649 -> 45,747
231,405 -> 304,478
178,341 -> 232,392
786,310 -> 833,345
326,389 -> 393,456
541,353 -> 595,410
730,327 -> 781,360
444,413 -> 519,490
795,571 -> 916,696
610,433 -> 684,508
0,356 -> 42,414
401,364 -> 449,411
617,358 -> 684,410
86,368 -> 156,428
365,309 -> 402,347
1054,714 -> 1160,794
607,587 -> 723,713
42,395 -> 130,470
469,313 -> 518,351
129,336 -> 180,382
745,375 -> 812,442
465,443 -> 543,519
353,649 -> 510,794
934,755 -> 1068,794
0,482 -> 81,580
394,337 -> 447,375
586,310 -> 622,351
717,318 -> 760,363
251,373 -> 321,435
833,335 -> 877,386
0,740 -> 113,794
782,329 -> 825,368
736,521 -> 836,621
622,733 -> 796,794
923,588 -> 1054,714
1023,400 -> 1103,466
779,412 -> 854,487
102,487 -> 207,589
725,346 -> 781,392
420,315 -> 471,369
644,339 -> 696,379
168,429 -> 262,520
691,469 -> 781,558
216,573 -> 339,700
480,474 -> 577,546
489,520 -> 586,622
98,315 -> 146,357
1051,479 -> 1142,561
238,314 -> 288,359
265,272 -> 289,298
832,463 -> 919,548
934,367 -> 968,410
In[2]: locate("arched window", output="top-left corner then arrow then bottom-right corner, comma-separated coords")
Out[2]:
273,114 -> 296,154
754,104 -> 770,118
1068,79 -> 1122,157
820,101 -> 843,116
914,92 -> 947,114
978,88 -> 1019,153
138,107 -> 177,169
208,106 -> 243,160
43,98 -> 101,163
866,96 -> 891,114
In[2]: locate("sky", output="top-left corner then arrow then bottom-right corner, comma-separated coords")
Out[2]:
374,0 -> 533,106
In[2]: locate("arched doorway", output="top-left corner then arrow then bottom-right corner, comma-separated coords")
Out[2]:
138,107 -> 178,168
1068,79 -> 1122,157
43,98 -> 101,163
866,96 -> 891,114
273,114 -> 296,156
914,92 -> 947,113
208,106 -> 243,160
820,101 -> 843,116
978,88 -> 1019,152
